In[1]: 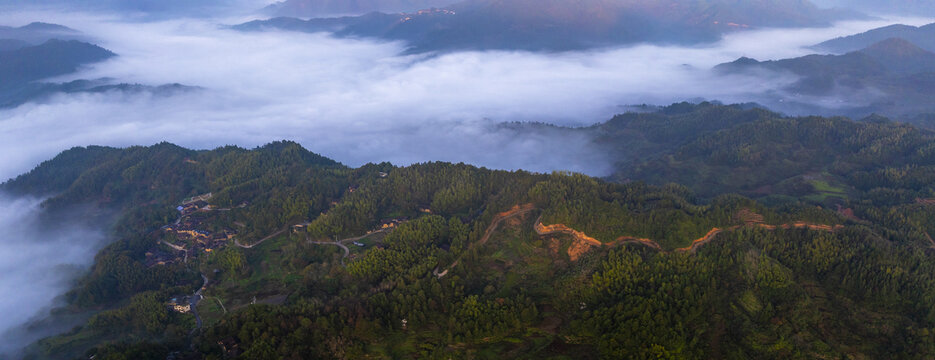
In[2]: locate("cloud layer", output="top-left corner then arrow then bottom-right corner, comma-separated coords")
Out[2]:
0,195 -> 107,357
0,12 -> 932,182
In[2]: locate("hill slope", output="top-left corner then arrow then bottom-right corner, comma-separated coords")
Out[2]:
10,106 -> 935,358
0,39 -> 115,90
715,38 -> 935,119
812,0 -> 935,17
814,22 -> 935,54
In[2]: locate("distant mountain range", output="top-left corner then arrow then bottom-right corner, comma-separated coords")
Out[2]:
0,79 -> 198,108
814,22 -> 935,54
265,0 -> 456,17
0,0 -> 256,16
716,37 -> 935,119
238,0 -> 861,53
811,0 -> 935,16
0,22 -> 84,46
0,23 -> 197,108
0,39 -> 115,90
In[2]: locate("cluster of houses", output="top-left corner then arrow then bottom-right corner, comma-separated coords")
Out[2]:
379,217 -> 408,230
164,218 -> 236,254
144,196 -> 238,268
167,296 -> 192,313
400,8 -> 457,22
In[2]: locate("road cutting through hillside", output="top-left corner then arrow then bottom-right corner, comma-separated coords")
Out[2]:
534,213 -> 845,257
434,204 -> 537,278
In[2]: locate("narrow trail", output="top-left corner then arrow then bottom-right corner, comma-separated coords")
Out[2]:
434,204 -> 537,278
309,239 -> 350,266
161,240 -> 185,251
306,229 -> 389,267
189,273 -> 208,335
231,218 -> 389,267
235,229 -> 286,249
335,229 -> 387,245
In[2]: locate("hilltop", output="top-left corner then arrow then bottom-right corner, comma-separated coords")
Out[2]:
0,39 -> 115,90
814,22 -> 935,54
0,21 -> 82,45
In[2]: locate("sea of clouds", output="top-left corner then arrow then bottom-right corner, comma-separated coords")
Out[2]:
0,11 -> 931,181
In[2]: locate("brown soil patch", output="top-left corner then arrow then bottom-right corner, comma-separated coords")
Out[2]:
566,237 -> 597,261
534,218 -> 601,246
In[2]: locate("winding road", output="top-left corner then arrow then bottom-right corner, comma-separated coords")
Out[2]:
306,230 -> 388,266
189,273 -> 209,335
235,229 -> 286,249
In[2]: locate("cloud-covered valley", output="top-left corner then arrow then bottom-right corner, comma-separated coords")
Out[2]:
0,11 -> 932,182
0,195 -> 107,356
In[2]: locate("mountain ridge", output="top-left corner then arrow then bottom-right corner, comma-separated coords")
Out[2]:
814,22 -> 935,54
237,0 -> 860,53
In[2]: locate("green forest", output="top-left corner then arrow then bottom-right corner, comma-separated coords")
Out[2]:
5,103 -> 935,359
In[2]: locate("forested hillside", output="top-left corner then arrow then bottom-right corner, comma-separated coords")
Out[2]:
6,105 -> 935,359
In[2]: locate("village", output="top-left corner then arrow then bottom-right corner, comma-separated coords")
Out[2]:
144,193 -> 238,267
153,175 -> 422,316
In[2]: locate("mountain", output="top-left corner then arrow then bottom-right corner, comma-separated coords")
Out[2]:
814,22 -> 935,54
0,0 -> 257,17
10,112 -> 935,358
715,38 -> 935,119
0,38 -> 30,51
859,37 -> 935,74
238,0 -> 859,53
0,39 -> 115,90
811,0 -> 935,16
0,22 -> 83,44
584,103 -> 935,202
0,79 -> 199,108
265,0 -> 457,17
